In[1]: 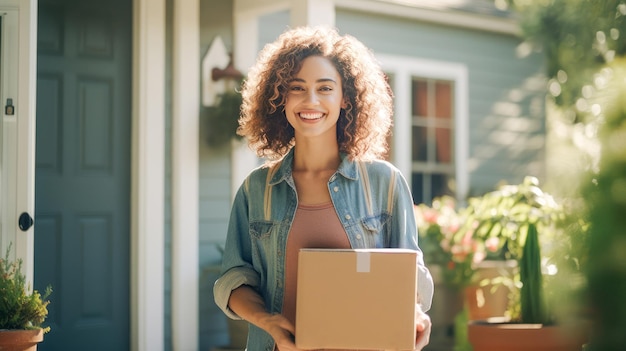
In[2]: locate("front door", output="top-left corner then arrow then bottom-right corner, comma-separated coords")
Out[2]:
34,0 -> 132,350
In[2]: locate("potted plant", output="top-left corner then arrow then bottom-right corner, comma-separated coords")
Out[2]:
0,244 -> 52,351
460,176 -> 589,351
415,196 -> 514,351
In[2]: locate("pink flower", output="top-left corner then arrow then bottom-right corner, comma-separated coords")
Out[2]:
485,237 -> 500,252
461,230 -> 474,246
445,223 -> 460,234
451,245 -> 468,261
473,251 -> 486,264
423,209 -> 438,224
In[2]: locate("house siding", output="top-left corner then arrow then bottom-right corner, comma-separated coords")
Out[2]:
259,10 -> 290,46
199,146 -> 232,350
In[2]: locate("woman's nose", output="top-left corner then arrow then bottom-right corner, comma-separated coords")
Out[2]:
305,90 -> 319,104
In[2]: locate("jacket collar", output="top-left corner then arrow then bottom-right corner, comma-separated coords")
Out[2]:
268,147 -> 359,185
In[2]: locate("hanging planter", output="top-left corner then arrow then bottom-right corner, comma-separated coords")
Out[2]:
203,88 -> 243,148
203,51 -> 245,148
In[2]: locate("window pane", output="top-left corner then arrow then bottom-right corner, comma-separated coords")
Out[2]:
411,172 -> 455,205
412,79 -> 428,117
432,173 -> 454,199
412,126 -> 427,162
435,81 -> 453,120
434,127 -> 452,163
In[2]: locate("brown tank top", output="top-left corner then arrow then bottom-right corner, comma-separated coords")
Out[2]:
282,202 -> 350,326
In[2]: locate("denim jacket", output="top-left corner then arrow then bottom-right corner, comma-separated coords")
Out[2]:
214,148 -> 434,351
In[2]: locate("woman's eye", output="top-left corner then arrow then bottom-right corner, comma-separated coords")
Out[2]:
289,85 -> 305,92
319,86 -> 333,92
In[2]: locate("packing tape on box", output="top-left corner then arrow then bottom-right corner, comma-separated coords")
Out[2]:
356,251 -> 371,272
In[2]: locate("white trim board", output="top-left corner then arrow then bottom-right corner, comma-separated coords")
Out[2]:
131,0 -> 165,350
171,0 -> 200,349
377,54 -> 469,201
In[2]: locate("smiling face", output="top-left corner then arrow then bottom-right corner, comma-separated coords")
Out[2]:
284,55 -> 346,142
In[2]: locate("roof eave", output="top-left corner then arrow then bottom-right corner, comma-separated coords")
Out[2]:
335,0 -> 521,36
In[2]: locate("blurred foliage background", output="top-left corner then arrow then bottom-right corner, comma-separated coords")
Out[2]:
499,1 -> 626,350
507,0 -> 626,114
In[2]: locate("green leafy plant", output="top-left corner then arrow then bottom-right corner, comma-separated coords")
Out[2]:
0,244 -> 52,332
456,176 -> 566,324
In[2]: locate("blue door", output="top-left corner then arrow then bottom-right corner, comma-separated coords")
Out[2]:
34,0 -> 132,349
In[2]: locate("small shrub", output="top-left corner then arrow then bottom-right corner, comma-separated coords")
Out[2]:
0,245 -> 51,332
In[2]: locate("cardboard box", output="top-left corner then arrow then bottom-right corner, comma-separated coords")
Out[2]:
295,248 -> 418,350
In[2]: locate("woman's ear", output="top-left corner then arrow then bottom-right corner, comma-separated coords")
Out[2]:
341,97 -> 348,109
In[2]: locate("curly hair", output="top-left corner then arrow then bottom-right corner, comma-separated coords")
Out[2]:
237,26 -> 393,161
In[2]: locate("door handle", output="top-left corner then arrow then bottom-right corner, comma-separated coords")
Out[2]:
18,212 -> 34,231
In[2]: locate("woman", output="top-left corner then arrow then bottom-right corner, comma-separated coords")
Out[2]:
214,26 -> 433,351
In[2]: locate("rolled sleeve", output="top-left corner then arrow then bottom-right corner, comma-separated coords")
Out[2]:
417,264 -> 434,312
213,266 -> 261,320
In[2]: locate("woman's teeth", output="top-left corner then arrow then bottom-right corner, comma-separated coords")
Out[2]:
299,112 -> 324,120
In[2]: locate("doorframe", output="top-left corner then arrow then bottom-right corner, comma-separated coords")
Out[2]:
132,0 -> 165,350
0,0 -> 37,286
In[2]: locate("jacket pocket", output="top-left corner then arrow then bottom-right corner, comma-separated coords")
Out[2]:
360,213 -> 390,235
359,213 -> 391,248
249,220 -> 275,240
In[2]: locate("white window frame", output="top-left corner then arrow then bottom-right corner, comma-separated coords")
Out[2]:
377,54 -> 469,202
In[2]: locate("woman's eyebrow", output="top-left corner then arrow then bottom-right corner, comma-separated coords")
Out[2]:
289,77 -> 338,84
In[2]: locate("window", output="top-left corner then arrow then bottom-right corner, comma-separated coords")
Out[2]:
410,78 -> 455,204
378,55 -> 468,206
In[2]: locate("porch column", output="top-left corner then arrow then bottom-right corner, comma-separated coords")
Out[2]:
132,0 -> 166,350
172,0 -> 200,350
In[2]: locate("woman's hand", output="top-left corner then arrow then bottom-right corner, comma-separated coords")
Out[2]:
414,304 -> 432,351
228,286 -> 303,351
259,313 -> 301,351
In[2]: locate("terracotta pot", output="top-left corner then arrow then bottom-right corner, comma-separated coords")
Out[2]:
464,260 -> 517,321
468,321 -> 588,351
0,329 -> 44,351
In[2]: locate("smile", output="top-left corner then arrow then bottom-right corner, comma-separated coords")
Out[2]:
299,112 -> 324,120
